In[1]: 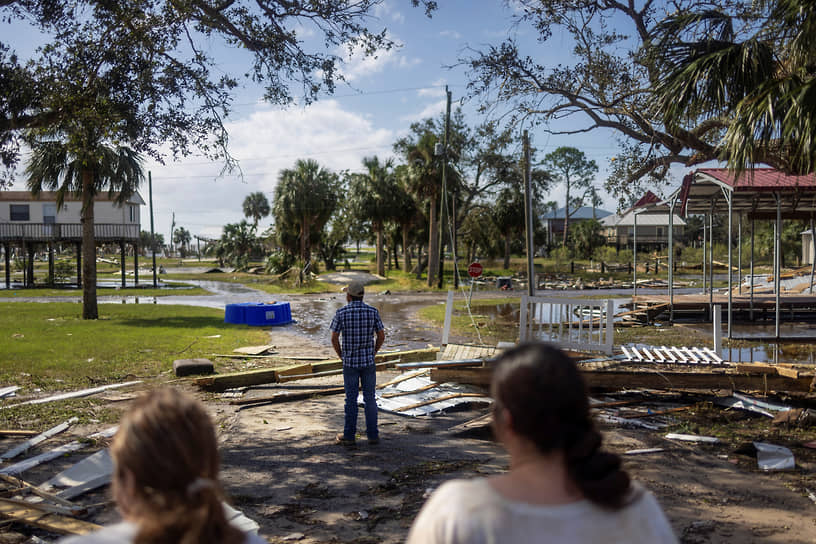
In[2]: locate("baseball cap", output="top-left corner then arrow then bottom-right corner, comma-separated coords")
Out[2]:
343,281 -> 365,297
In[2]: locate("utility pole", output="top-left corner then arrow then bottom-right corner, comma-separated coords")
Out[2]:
149,171 -> 157,288
523,131 -> 535,296
437,86 -> 452,289
169,212 -> 176,255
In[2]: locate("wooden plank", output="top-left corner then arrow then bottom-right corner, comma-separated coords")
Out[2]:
277,360 -> 397,383
1,381 -> 142,410
275,364 -> 312,378
736,363 -> 780,375
0,431 -> 38,438
233,345 -> 276,355
0,474 -> 80,510
1,418 -> 78,461
0,498 -> 101,535
393,393 -> 489,412
381,382 -> 440,398
229,387 -> 345,407
197,348 -> 439,391
431,368 -> 816,392
376,370 -> 429,389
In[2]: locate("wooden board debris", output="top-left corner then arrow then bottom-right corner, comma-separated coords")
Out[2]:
230,387 -> 345,408
233,345 -> 276,356
0,430 -> 38,438
196,348 -> 439,391
0,497 -> 101,535
1,418 -> 78,461
1,381 -> 142,410
430,367 -> 816,392
0,427 -> 117,476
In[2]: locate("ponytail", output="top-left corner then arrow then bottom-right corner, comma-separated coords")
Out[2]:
491,343 -> 632,510
565,428 -> 631,509
134,483 -> 243,544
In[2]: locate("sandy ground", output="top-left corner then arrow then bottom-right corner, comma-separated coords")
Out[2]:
4,324 -> 816,542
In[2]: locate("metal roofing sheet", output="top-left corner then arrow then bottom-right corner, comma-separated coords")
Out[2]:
697,168 -> 816,190
371,374 -> 491,417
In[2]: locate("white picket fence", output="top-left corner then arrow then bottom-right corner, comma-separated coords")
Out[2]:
519,295 -> 614,354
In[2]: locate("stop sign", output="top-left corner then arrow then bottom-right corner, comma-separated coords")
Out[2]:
467,262 -> 483,278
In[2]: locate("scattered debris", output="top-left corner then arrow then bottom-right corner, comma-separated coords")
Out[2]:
375,374 -> 491,417
0,497 -> 101,535
232,345 -> 276,356
0,427 -> 117,476
1,418 -> 78,461
40,449 -> 113,500
665,433 -> 720,444
754,442 -> 795,471
624,448 -> 665,455
1,381 -> 142,410
0,386 -> 20,399
772,408 -> 816,427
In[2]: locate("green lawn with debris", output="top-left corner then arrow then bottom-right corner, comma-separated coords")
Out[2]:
0,302 -> 269,390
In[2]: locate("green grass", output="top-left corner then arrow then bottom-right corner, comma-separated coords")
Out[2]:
418,296 -> 522,345
0,302 -> 269,389
0,283 -> 210,298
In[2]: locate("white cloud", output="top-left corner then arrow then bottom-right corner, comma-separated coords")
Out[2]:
335,31 -> 420,82
439,30 -> 462,40
418,80 -> 447,98
400,99 -> 446,122
144,101 -> 395,239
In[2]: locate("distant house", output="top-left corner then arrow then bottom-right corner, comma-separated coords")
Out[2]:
0,191 -> 144,287
601,191 -> 685,249
541,206 -> 613,245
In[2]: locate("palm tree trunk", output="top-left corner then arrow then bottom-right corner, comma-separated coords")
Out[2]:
503,232 -> 512,270
562,184 -> 570,246
427,197 -> 439,286
374,222 -> 384,276
81,170 -> 98,319
301,216 -> 311,267
402,224 -> 411,273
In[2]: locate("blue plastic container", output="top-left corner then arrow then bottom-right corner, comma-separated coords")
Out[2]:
224,303 -> 249,324
244,302 -> 293,326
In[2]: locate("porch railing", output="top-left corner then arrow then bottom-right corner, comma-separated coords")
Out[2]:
0,223 -> 139,242
519,295 -> 614,354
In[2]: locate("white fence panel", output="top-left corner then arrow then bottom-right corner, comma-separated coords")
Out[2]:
519,295 -> 614,354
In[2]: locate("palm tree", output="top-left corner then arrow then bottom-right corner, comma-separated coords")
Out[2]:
242,192 -> 271,228
26,136 -> 143,319
349,156 -> 398,276
398,131 -> 462,286
273,159 -> 339,267
173,226 -> 192,257
653,0 -> 816,174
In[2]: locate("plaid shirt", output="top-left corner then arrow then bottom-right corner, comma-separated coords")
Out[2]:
330,300 -> 384,368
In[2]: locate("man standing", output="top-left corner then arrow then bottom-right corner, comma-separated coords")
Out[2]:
330,281 -> 385,446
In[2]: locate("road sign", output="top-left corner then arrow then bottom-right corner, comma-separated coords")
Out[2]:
467,262 -> 483,278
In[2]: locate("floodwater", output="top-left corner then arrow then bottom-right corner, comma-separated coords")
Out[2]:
4,280 -> 816,363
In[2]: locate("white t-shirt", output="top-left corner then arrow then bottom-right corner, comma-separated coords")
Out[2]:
406,478 -> 678,544
58,521 -> 267,544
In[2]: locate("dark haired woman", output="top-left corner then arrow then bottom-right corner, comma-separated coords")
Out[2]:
60,388 -> 265,544
407,342 -> 677,544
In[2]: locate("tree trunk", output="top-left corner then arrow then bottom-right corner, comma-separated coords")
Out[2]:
402,224 -> 411,273
300,215 -> 311,267
81,170 -> 98,319
563,184 -> 570,246
503,231 -> 512,270
427,197 -> 439,286
375,223 -> 385,276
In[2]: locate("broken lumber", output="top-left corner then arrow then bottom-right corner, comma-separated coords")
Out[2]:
430,367 -> 816,392
277,360 -> 398,383
1,381 -> 142,410
1,418 -> 78,461
196,347 -> 439,391
0,497 -> 100,535
393,393 -> 490,412
230,387 -> 345,407
0,427 -> 117,476
0,431 -> 38,438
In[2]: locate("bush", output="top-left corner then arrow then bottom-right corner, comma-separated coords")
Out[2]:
592,246 -> 618,263
265,250 -> 295,275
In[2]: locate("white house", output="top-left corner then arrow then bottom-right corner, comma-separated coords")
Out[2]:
1,191 -> 145,288
601,191 -> 685,249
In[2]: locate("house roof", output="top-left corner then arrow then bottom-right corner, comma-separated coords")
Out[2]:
541,206 -> 613,220
0,191 -> 145,206
601,210 -> 686,227
633,191 -> 661,208
696,168 -> 816,190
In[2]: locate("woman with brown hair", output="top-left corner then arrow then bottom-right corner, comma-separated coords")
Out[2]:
407,342 -> 677,544
60,388 -> 265,544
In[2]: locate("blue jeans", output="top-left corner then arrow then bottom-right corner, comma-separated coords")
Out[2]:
342,364 -> 378,440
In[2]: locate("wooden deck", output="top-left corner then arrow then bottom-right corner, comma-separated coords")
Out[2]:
628,292 -> 816,323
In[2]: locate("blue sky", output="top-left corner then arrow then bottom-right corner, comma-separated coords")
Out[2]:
5,1 -> 664,241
